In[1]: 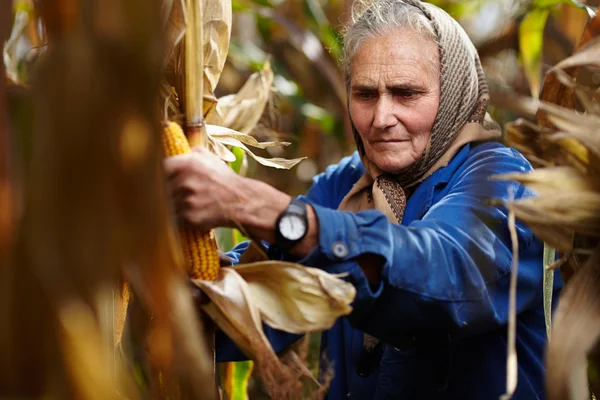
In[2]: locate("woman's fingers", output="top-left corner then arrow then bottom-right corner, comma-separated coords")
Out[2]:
163,149 -> 242,230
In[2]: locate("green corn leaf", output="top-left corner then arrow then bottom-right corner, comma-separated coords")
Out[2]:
519,8 -> 550,98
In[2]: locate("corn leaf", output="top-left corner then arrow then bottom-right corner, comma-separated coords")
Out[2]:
552,36 -> 600,71
493,166 -> 600,197
500,207 -> 519,400
206,61 -> 274,134
519,8 -> 550,98
224,361 -> 253,400
162,0 -> 186,63
195,268 -> 278,362
235,261 -> 356,334
207,124 -> 291,148
552,68 -> 600,116
507,192 -> 600,247
215,136 -> 306,169
59,301 -> 132,400
194,268 -> 305,399
546,247 -> 600,400
202,0 -> 232,117
208,134 -> 237,162
543,243 -> 556,339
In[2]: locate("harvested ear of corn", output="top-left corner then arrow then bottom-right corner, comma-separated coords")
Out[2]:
162,121 -> 219,281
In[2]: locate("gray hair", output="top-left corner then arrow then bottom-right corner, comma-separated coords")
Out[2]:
342,0 -> 440,85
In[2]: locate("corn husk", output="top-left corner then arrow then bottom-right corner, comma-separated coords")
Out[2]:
235,261 -> 355,334
194,263 -> 355,398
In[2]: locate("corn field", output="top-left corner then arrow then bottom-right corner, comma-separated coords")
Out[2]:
2,0 -> 600,399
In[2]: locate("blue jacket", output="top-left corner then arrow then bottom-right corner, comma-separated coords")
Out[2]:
219,142 -> 562,399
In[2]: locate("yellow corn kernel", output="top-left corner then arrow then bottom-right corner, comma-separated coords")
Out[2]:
163,121 -> 220,280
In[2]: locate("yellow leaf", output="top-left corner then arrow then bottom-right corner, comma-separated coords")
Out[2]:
519,9 -> 550,98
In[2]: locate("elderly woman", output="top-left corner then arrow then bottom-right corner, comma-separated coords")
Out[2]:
165,0 -> 561,398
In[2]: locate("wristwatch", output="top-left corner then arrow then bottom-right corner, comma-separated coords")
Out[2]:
274,198 -> 309,252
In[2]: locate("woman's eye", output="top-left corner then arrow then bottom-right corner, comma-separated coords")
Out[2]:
355,91 -> 375,100
396,90 -> 417,98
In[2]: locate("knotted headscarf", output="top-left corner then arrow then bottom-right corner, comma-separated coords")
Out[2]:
339,0 -> 500,226
338,0 -> 501,350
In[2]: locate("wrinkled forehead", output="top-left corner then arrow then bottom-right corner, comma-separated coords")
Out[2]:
349,29 -> 440,85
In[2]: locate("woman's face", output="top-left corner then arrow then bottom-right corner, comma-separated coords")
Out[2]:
349,28 -> 440,174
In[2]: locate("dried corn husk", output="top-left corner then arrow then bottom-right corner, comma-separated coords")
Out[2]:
235,261 -> 355,334
195,268 -> 303,399
194,263 -> 355,398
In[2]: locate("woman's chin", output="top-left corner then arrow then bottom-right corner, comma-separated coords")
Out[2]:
374,156 -> 418,175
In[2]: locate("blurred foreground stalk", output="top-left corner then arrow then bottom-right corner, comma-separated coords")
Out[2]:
0,0 -> 214,398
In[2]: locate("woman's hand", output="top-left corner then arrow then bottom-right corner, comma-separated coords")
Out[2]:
164,147 -> 243,231
164,146 -> 319,258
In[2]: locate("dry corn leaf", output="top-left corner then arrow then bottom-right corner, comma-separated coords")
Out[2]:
235,261 -> 356,334
548,128 -> 600,163
504,119 -> 589,171
501,205 -> 519,400
551,135 -> 591,169
552,36 -> 600,72
194,267 -> 277,361
208,134 -> 236,162
161,0 -> 186,63
114,279 -> 130,347
507,192 -> 600,242
206,61 -> 274,133
493,166 -> 600,197
207,124 -> 291,148
552,68 -> 600,116
489,88 -> 539,120
546,246 -> 600,400
202,0 -> 231,101
213,136 -> 305,169
59,300 -> 133,400
162,0 -> 231,118
194,268 -> 308,399
525,222 -> 575,253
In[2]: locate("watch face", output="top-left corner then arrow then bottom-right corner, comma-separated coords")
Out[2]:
278,214 -> 307,241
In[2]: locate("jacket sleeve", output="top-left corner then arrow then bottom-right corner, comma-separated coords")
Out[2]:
215,157 -> 360,362
297,147 -> 544,344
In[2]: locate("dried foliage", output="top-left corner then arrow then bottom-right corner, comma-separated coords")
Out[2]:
1,0 -> 215,398
497,13 -> 600,400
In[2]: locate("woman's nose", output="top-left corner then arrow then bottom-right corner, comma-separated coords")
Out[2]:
372,96 -> 397,130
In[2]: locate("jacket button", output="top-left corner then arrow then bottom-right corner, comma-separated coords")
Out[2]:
347,392 -> 352,398
332,241 -> 349,258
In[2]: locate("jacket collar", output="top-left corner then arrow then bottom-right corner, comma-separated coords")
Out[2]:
402,144 -> 472,224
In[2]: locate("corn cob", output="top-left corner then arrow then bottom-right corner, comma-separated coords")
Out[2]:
163,121 -> 220,280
